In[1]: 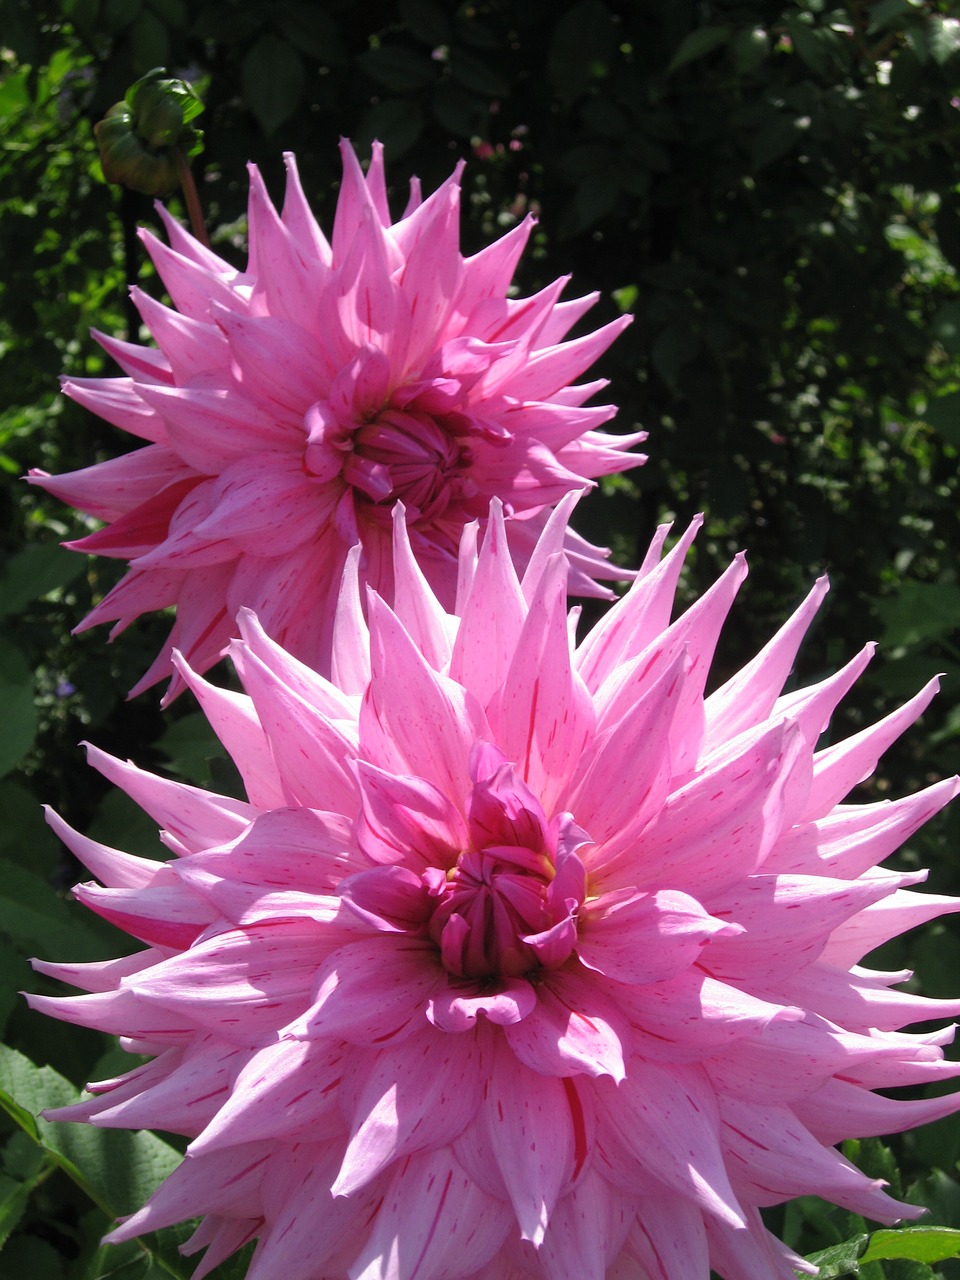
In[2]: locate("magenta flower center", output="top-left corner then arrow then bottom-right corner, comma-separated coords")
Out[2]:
302,344 -> 507,536
345,748 -> 589,987
427,843 -> 559,979
343,408 -> 470,525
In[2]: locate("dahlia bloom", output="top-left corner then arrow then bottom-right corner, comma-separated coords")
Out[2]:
30,498 -> 960,1280
31,141 -> 640,698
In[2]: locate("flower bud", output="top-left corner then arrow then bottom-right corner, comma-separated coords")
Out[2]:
93,68 -> 203,197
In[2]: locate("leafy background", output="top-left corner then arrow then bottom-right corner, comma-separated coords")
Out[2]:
2,0 -> 960,1275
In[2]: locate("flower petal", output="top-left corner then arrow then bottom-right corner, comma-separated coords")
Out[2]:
290,936 -> 443,1046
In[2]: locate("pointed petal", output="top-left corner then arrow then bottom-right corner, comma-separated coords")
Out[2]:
504,967 -> 629,1080
106,1143 -> 271,1242
537,1169 -> 635,1280
61,376 -> 167,443
604,719 -> 803,897
579,888 -> 735,985
488,552 -> 595,813
625,1192 -> 709,1280
350,1147 -> 511,1280
702,575 -> 830,749
721,1096 -> 907,1220
390,504 -> 453,671
245,1143 -> 381,1280
84,744 -> 255,854
290,936 -> 443,1046
29,446 -> 190,521
483,1040 -> 574,1244
795,1074 -> 960,1145
332,544 -> 372,695
596,1060 -> 746,1229
123,921 -> 338,1041
43,806 -> 168,888
356,761 -> 467,870
171,653 -> 285,809
449,498 -> 526,710
228,637 -> 358,811
802,678 -> 941,820
280,151 -> 331,263
333,1026 -> 484,1195
361,594 -> 488,800
189,1039 -> 349,1152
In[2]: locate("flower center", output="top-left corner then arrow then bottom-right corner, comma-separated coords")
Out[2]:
426,844 -> 558,979
301,342 -> 508,537
343,745 -> 590,987
342,408 -> 469,525
420,746 -> 591,982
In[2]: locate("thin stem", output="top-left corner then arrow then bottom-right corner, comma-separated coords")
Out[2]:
173,146 -> 210,249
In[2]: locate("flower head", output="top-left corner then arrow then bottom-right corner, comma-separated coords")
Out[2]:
32,141 -> 640,699
31,499 -> 960,1280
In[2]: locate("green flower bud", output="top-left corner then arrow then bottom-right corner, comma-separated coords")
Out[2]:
94,104 -> 179,196
93,69 -> 204,197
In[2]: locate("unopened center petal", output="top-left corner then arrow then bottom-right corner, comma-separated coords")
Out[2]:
428,844 -> 560,978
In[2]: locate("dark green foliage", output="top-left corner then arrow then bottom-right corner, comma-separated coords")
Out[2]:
3,2 -> 960,1275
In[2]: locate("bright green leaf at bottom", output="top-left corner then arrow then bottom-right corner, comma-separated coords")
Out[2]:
861,1225 -> 960,1264
0,1046 -> 187,1276
805,1234 -> 869,1278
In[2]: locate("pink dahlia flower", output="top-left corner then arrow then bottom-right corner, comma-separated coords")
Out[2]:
31,498 -> 960,1280
31,141 -> 641,699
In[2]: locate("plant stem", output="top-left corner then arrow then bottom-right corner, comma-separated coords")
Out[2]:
173,146 -> 210,248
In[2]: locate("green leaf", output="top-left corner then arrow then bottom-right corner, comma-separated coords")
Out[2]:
102,0 -> 140,32
449,49 -> 510,97
867,0 -> 920,35
573,172 -> 620,230
0,66 -> 30,125
546,0 -> 616,103
2,1131 -> 46,1181
190,4 -> 262,40
356,98 -> 425,157
877,579 -> 960,649
0,1046 -> 89,1176
148,0 -> 188,27
730,26 -> 769,75
431,81 -> 481,137
130,9 -> 170,73
581,98 -> 629,139
157,710 -> 230,785
921,390 -> 960,446
276,3 -> 346,63
751,113 -> 801,168
241,34 -> 305,135
0,1047 -> 186,1273
0,1235 -> 66,1278
666,25 -> 730,75
0,638 -> 35,777
87,787 -> 170,863
929,15 -> 960,65
934,198 -> 960,273
805,1233 -> 870,1277
358,44 -> 436,91
0,940 -> 28,1037
931,300 -> 960,353
861,1226 -> 960,1264
399,0 -> 451,46
0,541 -> 84,619
651,320 -> 701,387
786,20 -> 847,77
0,1152 -> 49,1249
0,856 -> 115,959
0,780 -> 59,873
